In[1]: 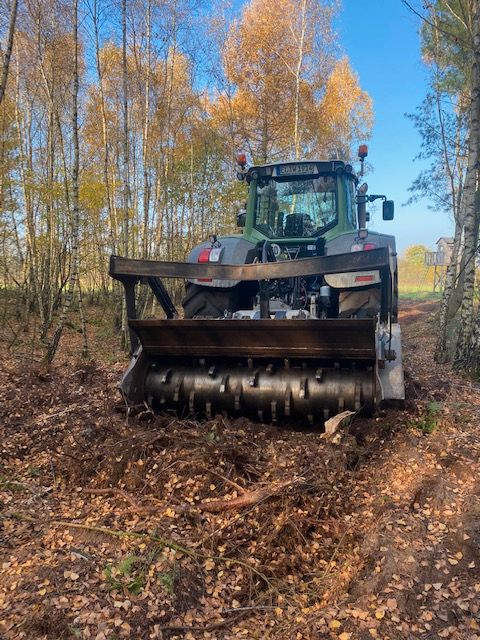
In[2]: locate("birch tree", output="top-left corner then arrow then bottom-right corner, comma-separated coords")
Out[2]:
0,0 -> 18,106
46,0 -> 86,362
456,0 -> 480,371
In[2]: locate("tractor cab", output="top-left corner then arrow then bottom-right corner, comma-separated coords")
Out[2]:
236,151 -> 394,259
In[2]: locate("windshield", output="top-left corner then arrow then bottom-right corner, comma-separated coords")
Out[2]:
254,175 -> 337,238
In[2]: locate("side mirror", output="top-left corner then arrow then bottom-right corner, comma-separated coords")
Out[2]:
383,200 -> 394,221
237,211 -> 246,227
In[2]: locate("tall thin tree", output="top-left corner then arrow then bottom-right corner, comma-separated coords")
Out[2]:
0,0 -> 19,106
46,0 -> 85,363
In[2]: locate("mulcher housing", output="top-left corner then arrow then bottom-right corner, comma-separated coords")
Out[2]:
110,156 -> 404,426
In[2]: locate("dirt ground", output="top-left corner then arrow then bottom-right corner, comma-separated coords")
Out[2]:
1,300 -> 480,640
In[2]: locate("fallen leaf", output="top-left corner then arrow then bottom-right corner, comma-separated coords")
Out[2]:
324,411 -> 355,435
386,598 -> 397,610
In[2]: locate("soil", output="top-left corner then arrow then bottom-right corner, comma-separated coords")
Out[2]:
1,300 -> 480,639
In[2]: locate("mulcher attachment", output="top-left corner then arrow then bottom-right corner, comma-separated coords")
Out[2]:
109,248 -> 404,426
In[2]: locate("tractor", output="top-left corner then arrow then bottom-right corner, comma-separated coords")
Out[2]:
110,146 -> 404,425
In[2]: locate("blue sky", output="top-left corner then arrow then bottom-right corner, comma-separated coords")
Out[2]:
337,0 -> 454,254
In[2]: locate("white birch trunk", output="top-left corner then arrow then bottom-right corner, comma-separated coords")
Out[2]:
455,1 -> 480,370
46,0 -> 83,363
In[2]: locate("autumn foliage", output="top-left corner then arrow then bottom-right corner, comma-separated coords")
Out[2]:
0,0 -> 373,348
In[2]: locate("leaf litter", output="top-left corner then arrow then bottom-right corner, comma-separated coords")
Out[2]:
1,300 -> 480,638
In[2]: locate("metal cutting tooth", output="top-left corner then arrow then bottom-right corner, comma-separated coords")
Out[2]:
161,369 -> 172,383
354,383 -> 362,411
249,370 -> 260,387
173,378 -> 182,402
234,384 -> 242,411
284,387 -> 292,417
189,390 -> 195,413
220,375 -> 229,393
299,378 -> 308,399
271,400 -> 277,422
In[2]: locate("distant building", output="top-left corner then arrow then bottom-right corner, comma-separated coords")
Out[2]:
424,237 -> 454,267
436,237 -> 454,265
424,237 -> 454,291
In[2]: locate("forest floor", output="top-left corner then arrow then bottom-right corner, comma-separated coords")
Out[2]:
1,300 -> 480,640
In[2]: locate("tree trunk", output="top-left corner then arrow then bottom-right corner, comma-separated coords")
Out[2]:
46,0 -> 81,364
435,216 -> 464,362
293,0 -> 307,159
455,1 -> 480,371
92,0 -> 117,253
142,0 -> 152,259
122,0 -> 130,257
120,0 -> 131,347
0,0 -> 18,106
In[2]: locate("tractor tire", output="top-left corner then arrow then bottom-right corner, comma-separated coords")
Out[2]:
182,283 -> 241,318
338,287 -> 381,318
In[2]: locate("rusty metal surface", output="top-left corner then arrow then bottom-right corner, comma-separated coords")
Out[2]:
129,318 -> 376,360
109,248 -> 391,282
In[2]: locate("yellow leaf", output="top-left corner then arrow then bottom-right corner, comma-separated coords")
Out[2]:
38,588 -> 47,596
164,508 -> 176,518
339,633 -> 351,640
329,620 -> 341,629
204,559 -> 215,571
375,608 -> 385,620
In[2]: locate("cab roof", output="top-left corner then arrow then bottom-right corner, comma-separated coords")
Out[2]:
247,160 -> 356,180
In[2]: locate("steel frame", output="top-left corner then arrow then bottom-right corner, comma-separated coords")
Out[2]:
109,247 -> 394,353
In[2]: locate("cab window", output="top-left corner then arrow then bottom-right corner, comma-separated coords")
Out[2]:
254,175 -> 337,238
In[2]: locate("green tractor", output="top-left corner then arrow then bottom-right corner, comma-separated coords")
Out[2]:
110,147 -> 404,425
